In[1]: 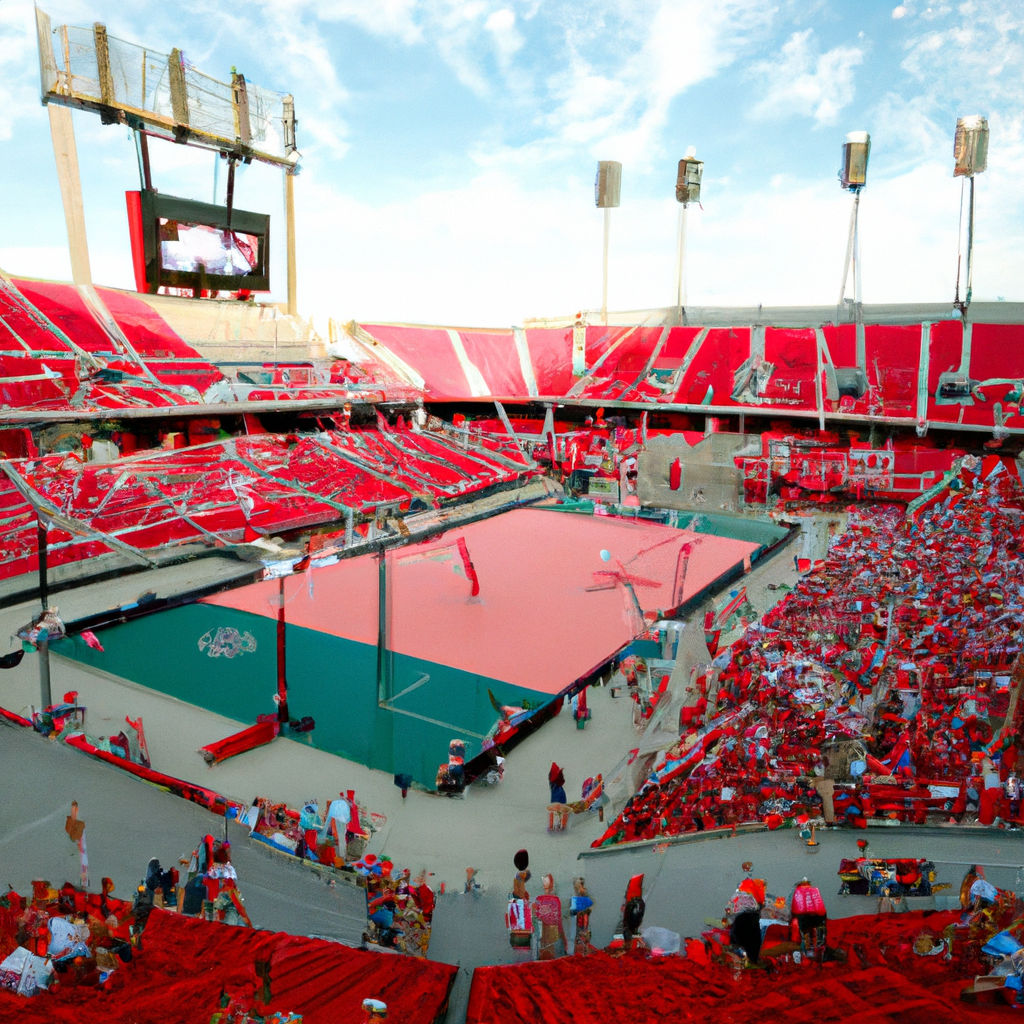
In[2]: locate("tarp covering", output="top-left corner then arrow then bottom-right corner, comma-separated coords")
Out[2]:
0,276 -> 206,411
0,907 -> 456,1024
0,276 -> 412,412
14,279 -> 223,393
356,317 -> 1024,434
0,424 -> 534,579
466,911 -> 1000,1024
199,718 -> 280,765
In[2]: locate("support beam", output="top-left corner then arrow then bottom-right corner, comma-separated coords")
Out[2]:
231,72 -> 251,146
37,520 -> 48,611
93,23 -> 115,107
168,48 -> 189,125
853,191 -> 865,372
225,157 -> 236,228
285,170 -> 297,316
282,93 -> 298,317
38,640 -> 51,710
494,400 -> 527,455
137,131 -> 153,192
48,104 -> 92,286
838,192 -> 858,307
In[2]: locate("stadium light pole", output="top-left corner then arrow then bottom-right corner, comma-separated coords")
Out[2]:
595,161 -> 621,326
953,115 -> 988,313
674,147 -> 703,323
837,131 -> 870,369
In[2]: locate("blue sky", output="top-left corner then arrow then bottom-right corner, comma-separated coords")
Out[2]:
0,0 -> 1021,326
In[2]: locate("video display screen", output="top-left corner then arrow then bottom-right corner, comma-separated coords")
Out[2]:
127,190 -> 270,294
159,220 -> 261,277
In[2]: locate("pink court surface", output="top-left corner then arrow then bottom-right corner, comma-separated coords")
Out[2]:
205,509 -> 758,694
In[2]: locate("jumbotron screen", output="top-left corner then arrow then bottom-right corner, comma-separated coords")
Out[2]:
127,190 -> 270,294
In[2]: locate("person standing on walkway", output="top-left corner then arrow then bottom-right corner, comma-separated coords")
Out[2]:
549,763 -> 567,803
547,763 -> 570,831
791,877 -> 827,955
507,850 -> 532,949
533,874 -> 566,960
726,873 -> 765,965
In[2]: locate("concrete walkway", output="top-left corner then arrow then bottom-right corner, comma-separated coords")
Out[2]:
431,822 -> 1024,1021
5,717 -> 1023,1024
0,722 -> 368,944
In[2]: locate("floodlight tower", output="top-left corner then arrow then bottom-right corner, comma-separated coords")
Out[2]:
837,131 -> 870,314
837,132 -> 870,372
595,160 -> 621,325
674,147 -> 703,321
953,115 -> 989,312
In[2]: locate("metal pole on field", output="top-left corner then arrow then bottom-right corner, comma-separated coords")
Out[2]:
838,192 -> 859,308
853,191 -> 862,316
276,575 -> 289,723
37,519 -> 51,709
965,174 -> 976,306
376,550 -> 388,703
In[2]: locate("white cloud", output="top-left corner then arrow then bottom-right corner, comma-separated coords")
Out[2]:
322,0 -> 534,99
286,136 -> 1023,328
748,29 -> 865,127
869,92 -> 947,170
901,1 -> 1024,106
295,168 -> 596,325
485,8 -> 522,63
0,247 -> 73,282
219,1 -> 352,160
892,5 -> 910,18
485,8 -> 514,31
476,0 -> 777,170
0,1 -> 45,143
315,0 -> 423,45
285,0 -> 776,167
